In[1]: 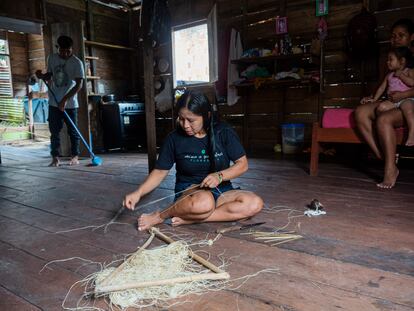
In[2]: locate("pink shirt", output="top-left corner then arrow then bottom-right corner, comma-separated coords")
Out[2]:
387,70 -> 411,94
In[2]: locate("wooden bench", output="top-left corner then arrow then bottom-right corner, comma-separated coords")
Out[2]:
309,122 -> 406,176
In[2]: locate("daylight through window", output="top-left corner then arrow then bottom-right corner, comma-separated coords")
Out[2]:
172,23 -> 209,86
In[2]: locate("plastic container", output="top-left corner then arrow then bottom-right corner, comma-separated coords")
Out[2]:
281,123 -> 305,154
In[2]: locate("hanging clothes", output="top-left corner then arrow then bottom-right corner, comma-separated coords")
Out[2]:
227,29 -> 243,106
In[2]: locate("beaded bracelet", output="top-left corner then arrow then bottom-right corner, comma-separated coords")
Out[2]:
216,172 -> 223,184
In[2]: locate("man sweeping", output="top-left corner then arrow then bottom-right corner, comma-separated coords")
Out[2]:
36,35 -> 85,167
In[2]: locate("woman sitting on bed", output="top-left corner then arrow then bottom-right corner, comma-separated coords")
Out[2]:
355,18 -> 414,189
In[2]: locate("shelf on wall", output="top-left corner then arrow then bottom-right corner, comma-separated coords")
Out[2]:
154,73 -> 172,77
232,78 -> 318,88
86,75 -> 101,80
84,40 -> 135,52
85,56 -> 99,60
231,53 -> 319,65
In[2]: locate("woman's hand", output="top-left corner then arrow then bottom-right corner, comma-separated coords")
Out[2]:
123,191 -> 141,210
360,96 -> 374,105
201,173 -> 221,188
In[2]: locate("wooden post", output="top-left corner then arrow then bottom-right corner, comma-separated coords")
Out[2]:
85,0 -> 96,94
129,10 -> 138,95
25,34 -> 34,139
318,38 -> 325,123
26,81 -> 34,139
242,90 -> 249,151
28,97 -> 34,138
143,40 -> 157,172
310,122 -> 320,176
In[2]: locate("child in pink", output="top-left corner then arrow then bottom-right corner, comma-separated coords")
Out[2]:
362,46 -> 414,146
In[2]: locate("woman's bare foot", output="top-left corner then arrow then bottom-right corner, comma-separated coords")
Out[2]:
138,211 -> 163,231
69,156 -> 79,166
377,166 -> 399,189
171,216 -> 195,227
48,157 -> 60,167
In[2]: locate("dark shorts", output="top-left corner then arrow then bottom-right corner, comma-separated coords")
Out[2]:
174,182 -> 239,202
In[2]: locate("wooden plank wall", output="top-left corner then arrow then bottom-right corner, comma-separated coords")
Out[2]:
3,33 -> 44,100
218,0 -> 364,152
4,1 -> 138,109
44,0 -> 137,97
161,0 -> 414,153
162,0 -> 328,151
8,32 -> 30,97
91,8 -> 133,96
0,0 -> 45,23
27,34 -> 46,77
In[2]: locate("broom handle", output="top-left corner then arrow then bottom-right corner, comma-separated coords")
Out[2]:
62,110 -> 95,158
44,79 -> 95,158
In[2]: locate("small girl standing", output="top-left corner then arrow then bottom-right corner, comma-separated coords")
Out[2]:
362,46 -> 414,146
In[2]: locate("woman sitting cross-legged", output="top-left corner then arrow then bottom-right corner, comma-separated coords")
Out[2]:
123,90 -> 264,231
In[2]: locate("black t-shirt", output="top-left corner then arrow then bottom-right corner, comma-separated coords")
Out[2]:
155,123 -> 246,184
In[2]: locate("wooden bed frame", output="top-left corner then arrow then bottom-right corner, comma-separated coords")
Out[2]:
309,122 -> 406,176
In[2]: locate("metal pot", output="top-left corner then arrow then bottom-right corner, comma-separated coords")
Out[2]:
102,94 -> 117,103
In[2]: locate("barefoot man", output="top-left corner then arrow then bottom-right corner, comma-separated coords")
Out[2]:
36,35 -> 84,167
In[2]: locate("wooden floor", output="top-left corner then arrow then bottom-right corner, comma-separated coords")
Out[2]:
1,144 -> 414,311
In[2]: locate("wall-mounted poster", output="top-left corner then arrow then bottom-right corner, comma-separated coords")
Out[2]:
316,0 -> 328,16
276,16 -> 288,34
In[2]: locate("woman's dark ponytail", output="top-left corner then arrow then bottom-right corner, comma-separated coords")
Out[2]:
208,102 -> 217,173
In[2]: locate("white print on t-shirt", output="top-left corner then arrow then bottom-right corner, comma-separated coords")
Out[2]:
184,151 -> 224,163
54,64 -> 69,87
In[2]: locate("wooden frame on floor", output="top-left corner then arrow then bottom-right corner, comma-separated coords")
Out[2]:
94,227 -> 229,294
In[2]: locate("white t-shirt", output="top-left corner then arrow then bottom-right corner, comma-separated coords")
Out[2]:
47,53 -> 84,109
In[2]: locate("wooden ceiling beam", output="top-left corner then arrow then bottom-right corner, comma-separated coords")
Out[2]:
91,0 -> 130,11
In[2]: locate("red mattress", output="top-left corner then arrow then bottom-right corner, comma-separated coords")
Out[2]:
322,108 -> 405,133
322,108 -> 356,128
